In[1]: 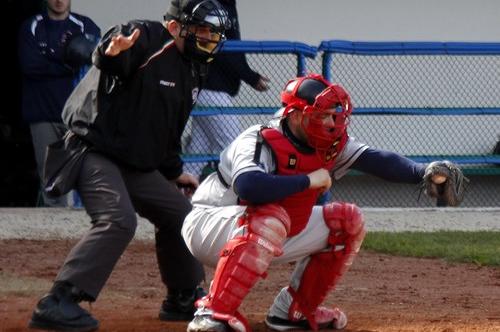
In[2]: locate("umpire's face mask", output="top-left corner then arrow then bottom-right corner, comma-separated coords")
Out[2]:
181,24 -> 225,63
179,0 -> 229,63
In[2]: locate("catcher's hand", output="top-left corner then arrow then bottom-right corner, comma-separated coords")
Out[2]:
422,161 -> 469,206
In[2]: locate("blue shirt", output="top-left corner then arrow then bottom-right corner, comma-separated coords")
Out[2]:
18,12 -> 100,123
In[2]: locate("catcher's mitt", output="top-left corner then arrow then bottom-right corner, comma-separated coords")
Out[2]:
422,160 -> 469,206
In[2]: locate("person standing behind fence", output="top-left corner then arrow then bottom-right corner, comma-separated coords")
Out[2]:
18,0 -> 100,207
185,0 -> 269,180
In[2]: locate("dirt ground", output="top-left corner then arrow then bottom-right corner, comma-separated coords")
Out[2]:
0,239 -> 499,332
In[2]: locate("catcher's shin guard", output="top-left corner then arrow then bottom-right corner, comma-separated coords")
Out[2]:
197,204 -> 291,330
288,202 -> 365,330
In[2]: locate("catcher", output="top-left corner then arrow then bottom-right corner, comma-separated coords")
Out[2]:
181,74 -> 467,332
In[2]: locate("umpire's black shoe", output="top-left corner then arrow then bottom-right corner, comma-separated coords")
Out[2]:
29,282 -> 99,332
159,287 -> 206,321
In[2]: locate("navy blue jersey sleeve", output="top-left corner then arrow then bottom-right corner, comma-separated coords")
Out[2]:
215,53 -> 260,87
205,1 -> 260,92
82,16 -> 101,42
234,171 -> 310,204
351,147 -> 425,183
18,20 -> 74,78
224,2 -> 260,86
220,12 -> 260,87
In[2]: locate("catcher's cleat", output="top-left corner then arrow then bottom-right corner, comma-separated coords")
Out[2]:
159,287 -> 206,321
187,308 -> 228,332
28,282 -> 98,332
265,306 -> 347,331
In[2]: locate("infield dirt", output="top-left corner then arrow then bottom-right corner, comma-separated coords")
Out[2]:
1,239 -> 499,332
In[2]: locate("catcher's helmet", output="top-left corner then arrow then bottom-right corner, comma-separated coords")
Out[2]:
165,0 -> 229,63
281,74 -> 352,157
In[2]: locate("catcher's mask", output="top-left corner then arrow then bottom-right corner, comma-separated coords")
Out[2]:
165,0 -> 230,63
281,74 -> 352,160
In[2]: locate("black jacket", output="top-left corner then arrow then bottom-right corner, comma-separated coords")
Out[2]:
65,20 -> 204,178
204,0 -> 260,96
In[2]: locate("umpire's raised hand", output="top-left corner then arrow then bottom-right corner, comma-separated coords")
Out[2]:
105,28 -> 141,56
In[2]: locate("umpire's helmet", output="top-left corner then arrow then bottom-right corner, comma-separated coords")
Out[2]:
281,74 -> 353,159
165,0 -> 230,63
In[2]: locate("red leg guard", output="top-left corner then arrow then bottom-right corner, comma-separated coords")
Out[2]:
198,204 -> 291,322
288,202 -> 365,330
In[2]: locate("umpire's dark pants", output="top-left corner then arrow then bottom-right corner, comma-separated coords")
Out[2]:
55,152 -> 204,299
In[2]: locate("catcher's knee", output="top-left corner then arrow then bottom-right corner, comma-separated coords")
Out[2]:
286,202 -> 364,325
322,202 -> 365,249
200,204 -> 291,315
243,204 -> 291,256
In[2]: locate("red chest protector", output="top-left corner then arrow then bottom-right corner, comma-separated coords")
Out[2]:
260,127 -> 345,236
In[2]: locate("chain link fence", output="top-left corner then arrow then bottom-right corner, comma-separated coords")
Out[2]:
182,40 -> 500,207
182,41 -> 317,176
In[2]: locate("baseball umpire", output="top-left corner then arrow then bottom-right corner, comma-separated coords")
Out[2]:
181,74 -> 467,332
28,0 -> 230,331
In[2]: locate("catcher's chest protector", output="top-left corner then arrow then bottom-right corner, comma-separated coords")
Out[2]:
260,128 -> 335,236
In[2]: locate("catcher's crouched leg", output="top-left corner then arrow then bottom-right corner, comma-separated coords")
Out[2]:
188,204 -> 291,332
268,202 -> 365,331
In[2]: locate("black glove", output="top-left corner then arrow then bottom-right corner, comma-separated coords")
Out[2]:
63,33 -> 97,69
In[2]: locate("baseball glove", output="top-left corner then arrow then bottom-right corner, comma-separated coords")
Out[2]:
422,160 -> 469,206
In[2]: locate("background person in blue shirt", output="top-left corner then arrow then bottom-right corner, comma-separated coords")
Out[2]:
18,0 -> 100,207
185,0 -> 269,180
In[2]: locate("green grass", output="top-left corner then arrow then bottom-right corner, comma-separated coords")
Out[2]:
362,231 -> 500,267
